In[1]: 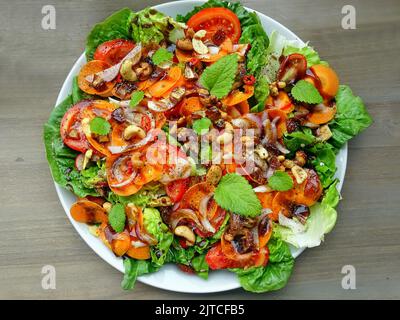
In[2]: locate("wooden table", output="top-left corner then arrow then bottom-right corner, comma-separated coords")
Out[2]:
1,0 -> 399,299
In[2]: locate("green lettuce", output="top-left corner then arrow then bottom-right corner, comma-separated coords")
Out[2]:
43,95 -> 99,197
143,208 -> 174,266
131,8 -> 185,45
274,184 -> 338,248
80,161 -> 106,189
121,258 -> 160,290
231,237 -> 294,293
72,76 -> 93,104
86,8 -> 133,60
107,183 -> 166,207
329,85 -> 373,148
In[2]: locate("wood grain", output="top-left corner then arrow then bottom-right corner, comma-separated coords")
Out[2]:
0,0 -> 399,299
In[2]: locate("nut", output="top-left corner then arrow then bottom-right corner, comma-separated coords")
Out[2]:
216,131 -> 233,144
283,159 -> 295,169
291,165 -> 308,184
184,64 -> 198,80
82,149 -> 93,170
174,225 -> 195,245
316,125 -> 333,142
277,155 -> 285,162
277,81 -> 286,89
134,62 -> 153,81
176,38 -> 193,51
206,165 -> 222,185
192,34 -> 209,55
102,202 -> 112,213
123,125 -> 146,140
149,196 -> 172,207
170,87 -> 186,104
131,152 -> 144,168
294,150 -> 307,167
120,59 -> 138,82
255,145 -> 269,159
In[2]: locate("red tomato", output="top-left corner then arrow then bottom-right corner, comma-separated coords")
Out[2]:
93,39 -> 135,65
166,178 -> 189,203
60,101 -> 91,153
277,53 -> 307,83
187,8 -> 242,44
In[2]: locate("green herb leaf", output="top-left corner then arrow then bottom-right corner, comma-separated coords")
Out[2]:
151,48 -> 173,66
108,203 -> 126,233
214,173 -> 262,217
89,117 -> 111,135
130,90 -> 145,107
199,54 -> 239,99
192,117 -> 212,135
268,171 -> 294,191
291,80 -> 323,104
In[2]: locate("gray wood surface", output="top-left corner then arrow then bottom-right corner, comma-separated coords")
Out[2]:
0,0 -> 399,299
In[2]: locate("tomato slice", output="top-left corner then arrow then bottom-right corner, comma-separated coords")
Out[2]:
93,39 -> 135,65
166,178 -> 189,203
60,101 -> 92,153
187,8 -> 242,44
277,53 -> 307,83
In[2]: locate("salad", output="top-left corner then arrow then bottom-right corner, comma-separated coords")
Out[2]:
44,0 -> 372,293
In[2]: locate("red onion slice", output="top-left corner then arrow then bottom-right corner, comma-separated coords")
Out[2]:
147,99 -> 175,112
276,141 -> 290,154
131,240 -> 148,248
108,128 -> 159,154
199,193 -> 216,234
86,43 -> 142,83
135,223 -> 157,246
170,209 -> 203,231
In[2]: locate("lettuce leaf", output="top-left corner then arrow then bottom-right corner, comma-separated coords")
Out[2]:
131,8 -> 185,45
143,208 -> 174,266
80,161 -> 107,189
231,237 -> 294,293
121,258 -> 160,290
308,142 -> 337,188
43,95 -> 99,197
86,8 -> 133,60
329,85 -> 373,148
274,201 -> 337,248
283,44 -> 327,67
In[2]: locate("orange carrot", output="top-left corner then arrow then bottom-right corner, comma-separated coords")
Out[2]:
148,66 -> 182,98
70,200 -> 108,224
180,96 -> 203,116
78,60 -> 115,96
126,246 -> 151,260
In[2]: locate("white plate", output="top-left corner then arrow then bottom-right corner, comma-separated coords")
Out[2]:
54,0 -> 347,293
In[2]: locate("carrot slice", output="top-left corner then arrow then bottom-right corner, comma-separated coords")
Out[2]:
175,49 -> 193,62
78,60 -> 115,96
271,191 -> 295,221
307,103 -> 337,125
180,182 -> 215,211
126,246 -> 151,260
180,96 -> 203,116
70,200 -> 108,224
220,38 -> 233,52
148,66 -> 182,98
237,100 -> 250,115
256,192 -> 277,210
310,64 -> 340,98
258,221 -> 273,248
112,230 -> 131,257
222,85 -> 254,106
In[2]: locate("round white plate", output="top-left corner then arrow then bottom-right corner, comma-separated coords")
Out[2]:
54,0 -> 347,293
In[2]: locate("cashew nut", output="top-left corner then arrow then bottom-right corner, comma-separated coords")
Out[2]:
291,165 -> 308,184
130,152 -> 144,168
192,31 -> 208,55
206,165 -> 222,185
82,149 -> 93,170
174,225 -> 195,245
120,59 -> 138,82
102,202 -> 112,213
123,125 -> 146,140
255,145 -> 269,160
316,125 -> 333,142
176,38 -> 193,51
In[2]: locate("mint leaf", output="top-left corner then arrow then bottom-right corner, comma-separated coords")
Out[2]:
152,48 -> 173,66
214,173 -> 262,217
192,117 -> 212,135
89,117 -> 111,135
268,171 -> 294,191
291,80 -> 323,104
199,54 -> 239,99
130,90 -> 145,107
109,203 -> 126,233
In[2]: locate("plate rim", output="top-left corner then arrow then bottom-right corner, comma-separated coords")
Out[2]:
54,0 -> 348,293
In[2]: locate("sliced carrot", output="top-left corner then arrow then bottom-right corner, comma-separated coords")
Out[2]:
222,85 -> 254,106
161,75 -> 186,99
180,182 -> 215,211
112,230 -> 131,257
175,49 -> 193,62
256,192 -> 277,210
258,221 -> 273,248
268,109 -> 288,138
292,169 -> 323,206
98,222 -> 112,250
134,164 -> 163,186
78,60 -> 115,96
237,100 -> 250,115
226,106 -> 241,118
148,66 -> 182,98
220,38 -> 233,53
307,103 -> 337,125
70,200 -> 108,224
180,96 -> 203,116
271,191 -> 295,221
310,64 -> 340,98
126,246 -> 151,260
78,196 -> 105,206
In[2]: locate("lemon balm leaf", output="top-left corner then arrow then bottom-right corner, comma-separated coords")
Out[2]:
130,90 -> 145,107
89,117 -> 111,135
291,80 -> 323,104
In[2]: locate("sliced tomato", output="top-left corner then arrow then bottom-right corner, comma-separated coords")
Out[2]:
166,178 -> 189,203
277,53 -> 307,83
60,101 -> 92,153
93,39 -> 135,65
187,8 -> 241,44
206,243 -> 269,270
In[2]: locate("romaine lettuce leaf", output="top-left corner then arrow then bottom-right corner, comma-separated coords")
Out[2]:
121,258 -> 160,290
329,85 -> 373,148
143,208 -> 174,266
231,237 -> 294,293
